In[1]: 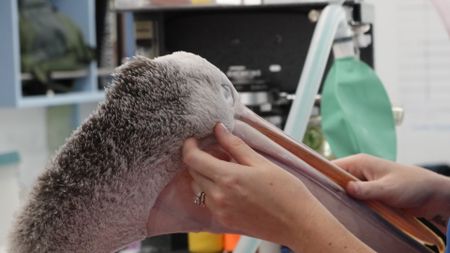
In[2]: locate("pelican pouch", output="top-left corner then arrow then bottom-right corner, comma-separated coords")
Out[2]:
19,0 -> 95,93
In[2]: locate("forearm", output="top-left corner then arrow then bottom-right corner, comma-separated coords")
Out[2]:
286,195 -> 374,253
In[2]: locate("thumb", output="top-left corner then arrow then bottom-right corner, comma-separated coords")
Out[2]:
346,180 -> 388,201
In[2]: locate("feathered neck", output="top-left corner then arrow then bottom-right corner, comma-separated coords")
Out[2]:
9,98 -> 188,252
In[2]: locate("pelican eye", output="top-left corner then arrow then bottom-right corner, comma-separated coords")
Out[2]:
221,83 -> 235,105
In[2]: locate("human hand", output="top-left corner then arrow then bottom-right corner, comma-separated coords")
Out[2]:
334,154 -> 450,227
182,123 -> 313,246
182,123 -> 373,252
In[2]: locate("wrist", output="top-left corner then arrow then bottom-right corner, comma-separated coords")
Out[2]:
282,192 -> 321,250
286,199 -> 374,253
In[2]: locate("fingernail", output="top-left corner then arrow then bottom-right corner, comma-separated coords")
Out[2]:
218,122 -> 230,134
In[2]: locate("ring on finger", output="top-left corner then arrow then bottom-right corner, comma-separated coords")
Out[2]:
194,191 -> 206,206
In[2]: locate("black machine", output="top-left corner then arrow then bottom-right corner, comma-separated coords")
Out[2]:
120,1 -> 374,128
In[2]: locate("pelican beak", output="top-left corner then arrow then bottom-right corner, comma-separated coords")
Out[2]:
232,104 -> 444,252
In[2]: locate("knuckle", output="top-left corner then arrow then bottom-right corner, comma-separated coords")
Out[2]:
356,153 -> 371,162
221,176 -> 239,188
211,192 -> 231,209
182,150 -> 197,165
349,153 -> 370,168
211,192 -> 226,205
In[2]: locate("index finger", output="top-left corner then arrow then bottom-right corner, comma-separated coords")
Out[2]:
182,137 -> 240,182
214,123 -> 268,167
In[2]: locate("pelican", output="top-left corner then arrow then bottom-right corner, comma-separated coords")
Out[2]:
9,52 -> 442,253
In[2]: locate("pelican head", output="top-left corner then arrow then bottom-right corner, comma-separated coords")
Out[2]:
9,52 -> 243,253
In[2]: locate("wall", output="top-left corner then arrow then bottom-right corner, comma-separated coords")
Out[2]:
0,103 -> 98,250
0,108 -> 47,249
366,0 -> 450,164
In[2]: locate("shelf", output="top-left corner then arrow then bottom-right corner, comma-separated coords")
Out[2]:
21,69 -> 90,81
18,92 -> 105,108
114,0 -> 334,12
97,68 -> 115,77
114,0 -> 333,11
0,0 -> 104,108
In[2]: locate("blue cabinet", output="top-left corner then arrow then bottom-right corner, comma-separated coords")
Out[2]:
0,0 -> 105,107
